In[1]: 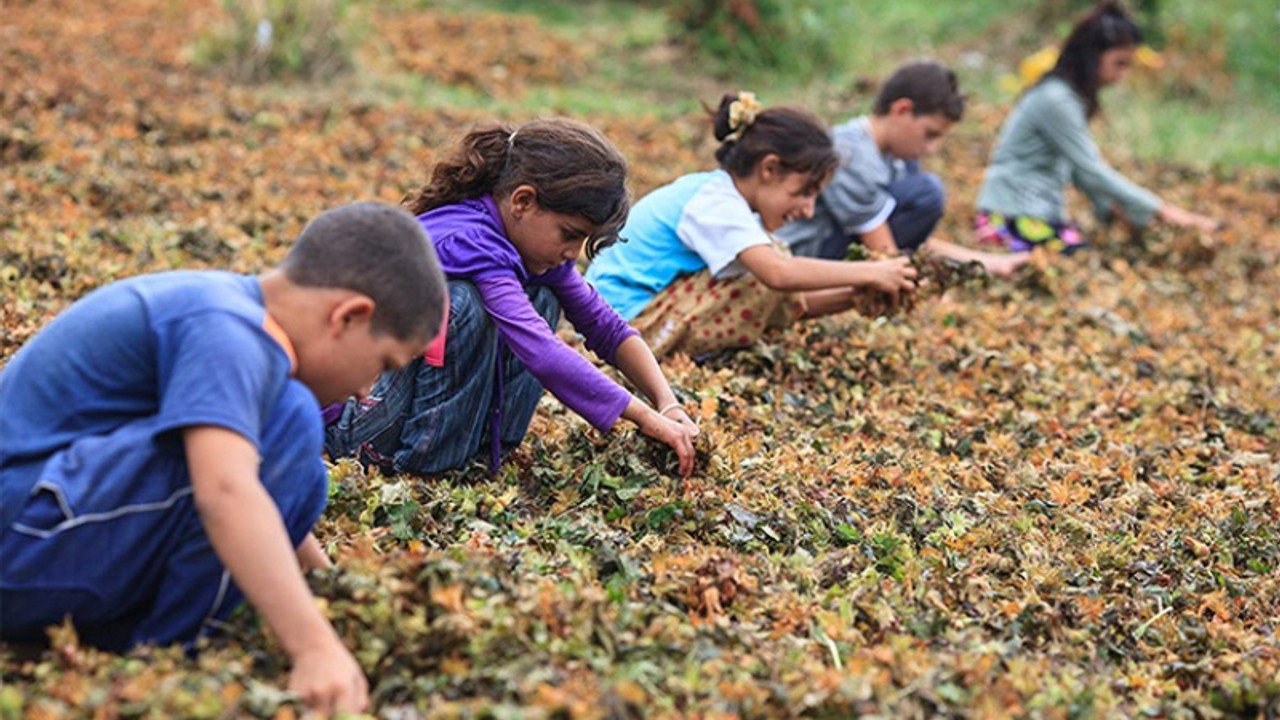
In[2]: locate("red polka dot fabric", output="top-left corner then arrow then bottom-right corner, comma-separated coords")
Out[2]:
630,268 -> 804,360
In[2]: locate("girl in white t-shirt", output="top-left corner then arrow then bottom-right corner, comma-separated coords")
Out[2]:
586,92 -> 917,359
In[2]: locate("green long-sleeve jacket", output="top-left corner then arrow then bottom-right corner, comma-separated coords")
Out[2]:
977,76 -> 1161,226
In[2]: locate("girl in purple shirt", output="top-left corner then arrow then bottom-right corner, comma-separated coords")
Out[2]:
325,118 -> 699,476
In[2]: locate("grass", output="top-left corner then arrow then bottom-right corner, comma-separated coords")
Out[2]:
6,1 -> 1280,715
353,0 -> 1278,169
1102,90 -> 1280,168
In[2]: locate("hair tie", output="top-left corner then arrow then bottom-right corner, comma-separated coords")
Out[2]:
724,91 -> 762,143
507,129 -> 518,149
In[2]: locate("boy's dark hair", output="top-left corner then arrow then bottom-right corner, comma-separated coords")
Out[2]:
1050,0 -> 1143,118
403,118 -> 630,255
280,202 -> 447,343
872,61 -> 966,121
711,93 -> 838,195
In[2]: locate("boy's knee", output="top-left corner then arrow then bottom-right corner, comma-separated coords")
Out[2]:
918,173 -> 945,214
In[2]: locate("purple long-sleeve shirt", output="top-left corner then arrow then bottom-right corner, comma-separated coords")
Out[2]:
421,195 -> 638,432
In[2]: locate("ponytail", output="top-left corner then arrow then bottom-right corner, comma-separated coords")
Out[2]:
709,92 -> 838,193
403,125 -> 515,215
403,118 -> 629,243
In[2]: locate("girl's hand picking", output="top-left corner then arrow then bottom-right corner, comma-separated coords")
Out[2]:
640,410 -> 699,478
660,404 -> 701,438
867,256 -> 919,303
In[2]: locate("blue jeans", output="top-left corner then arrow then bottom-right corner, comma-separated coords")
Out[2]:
325,280 -> 559,475
794,162 -> 945,260
0,380 -> 327,650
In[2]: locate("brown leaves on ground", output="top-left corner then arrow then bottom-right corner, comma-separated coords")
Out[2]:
373,10 -> 586,97
4,1 -> 1280,718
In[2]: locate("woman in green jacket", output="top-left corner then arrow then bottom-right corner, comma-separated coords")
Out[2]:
975,0 -> 1217,254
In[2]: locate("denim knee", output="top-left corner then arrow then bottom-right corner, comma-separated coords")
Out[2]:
888,170 -> 946,251
528,284 -> 561,328
918,173 -> 945,216
447,281 -> 493,337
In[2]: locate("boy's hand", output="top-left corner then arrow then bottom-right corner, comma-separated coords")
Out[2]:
289,636 -> 369,715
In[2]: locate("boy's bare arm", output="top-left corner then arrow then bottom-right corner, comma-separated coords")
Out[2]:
860,223 -> 899,255
184,426 -> 366,714
798,288 -> 859,317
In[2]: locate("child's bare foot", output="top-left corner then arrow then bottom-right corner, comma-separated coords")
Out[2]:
982,252 -> 1032,278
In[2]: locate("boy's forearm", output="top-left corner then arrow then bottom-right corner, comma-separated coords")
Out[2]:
860,223 -> 898,255
185,427 -> 341,661
800,288 -> 856,317
195,476 -> 339,657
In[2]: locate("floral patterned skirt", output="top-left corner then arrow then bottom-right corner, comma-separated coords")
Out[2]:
975,211 -> 1086,254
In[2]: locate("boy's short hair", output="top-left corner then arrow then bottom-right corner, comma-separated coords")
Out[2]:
873,61 -> 966,121
280,202 -> 447,343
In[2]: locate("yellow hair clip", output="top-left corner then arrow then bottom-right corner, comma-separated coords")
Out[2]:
725,91 -> 762,143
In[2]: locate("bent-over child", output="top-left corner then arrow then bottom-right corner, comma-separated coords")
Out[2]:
324,119 -> 700,478
975,0 -> 1217,253
0,202 -> 448,715
585,92 -> 918,360
778,61 -> 1027,277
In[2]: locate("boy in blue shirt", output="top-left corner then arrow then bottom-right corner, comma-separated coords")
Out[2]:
0,202 -> 447,716
778,60 -> 1027,277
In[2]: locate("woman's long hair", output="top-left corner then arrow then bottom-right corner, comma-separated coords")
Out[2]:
1049,0 -> 1143,118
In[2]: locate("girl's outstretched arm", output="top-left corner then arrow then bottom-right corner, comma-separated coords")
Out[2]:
737,245 -> 918,296
614,335 -> 700,477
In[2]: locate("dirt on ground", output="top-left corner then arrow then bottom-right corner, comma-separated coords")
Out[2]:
3,1 -> 1280,718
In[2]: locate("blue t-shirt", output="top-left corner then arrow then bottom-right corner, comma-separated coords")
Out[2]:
0,271 -> 304,531
585,170 -> 773,321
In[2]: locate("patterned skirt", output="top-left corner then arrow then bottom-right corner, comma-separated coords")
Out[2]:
975,211 -> 1086,254
631,269 -> 805,360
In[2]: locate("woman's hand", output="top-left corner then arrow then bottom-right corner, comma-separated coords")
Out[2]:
1158,204 -> 1219,233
